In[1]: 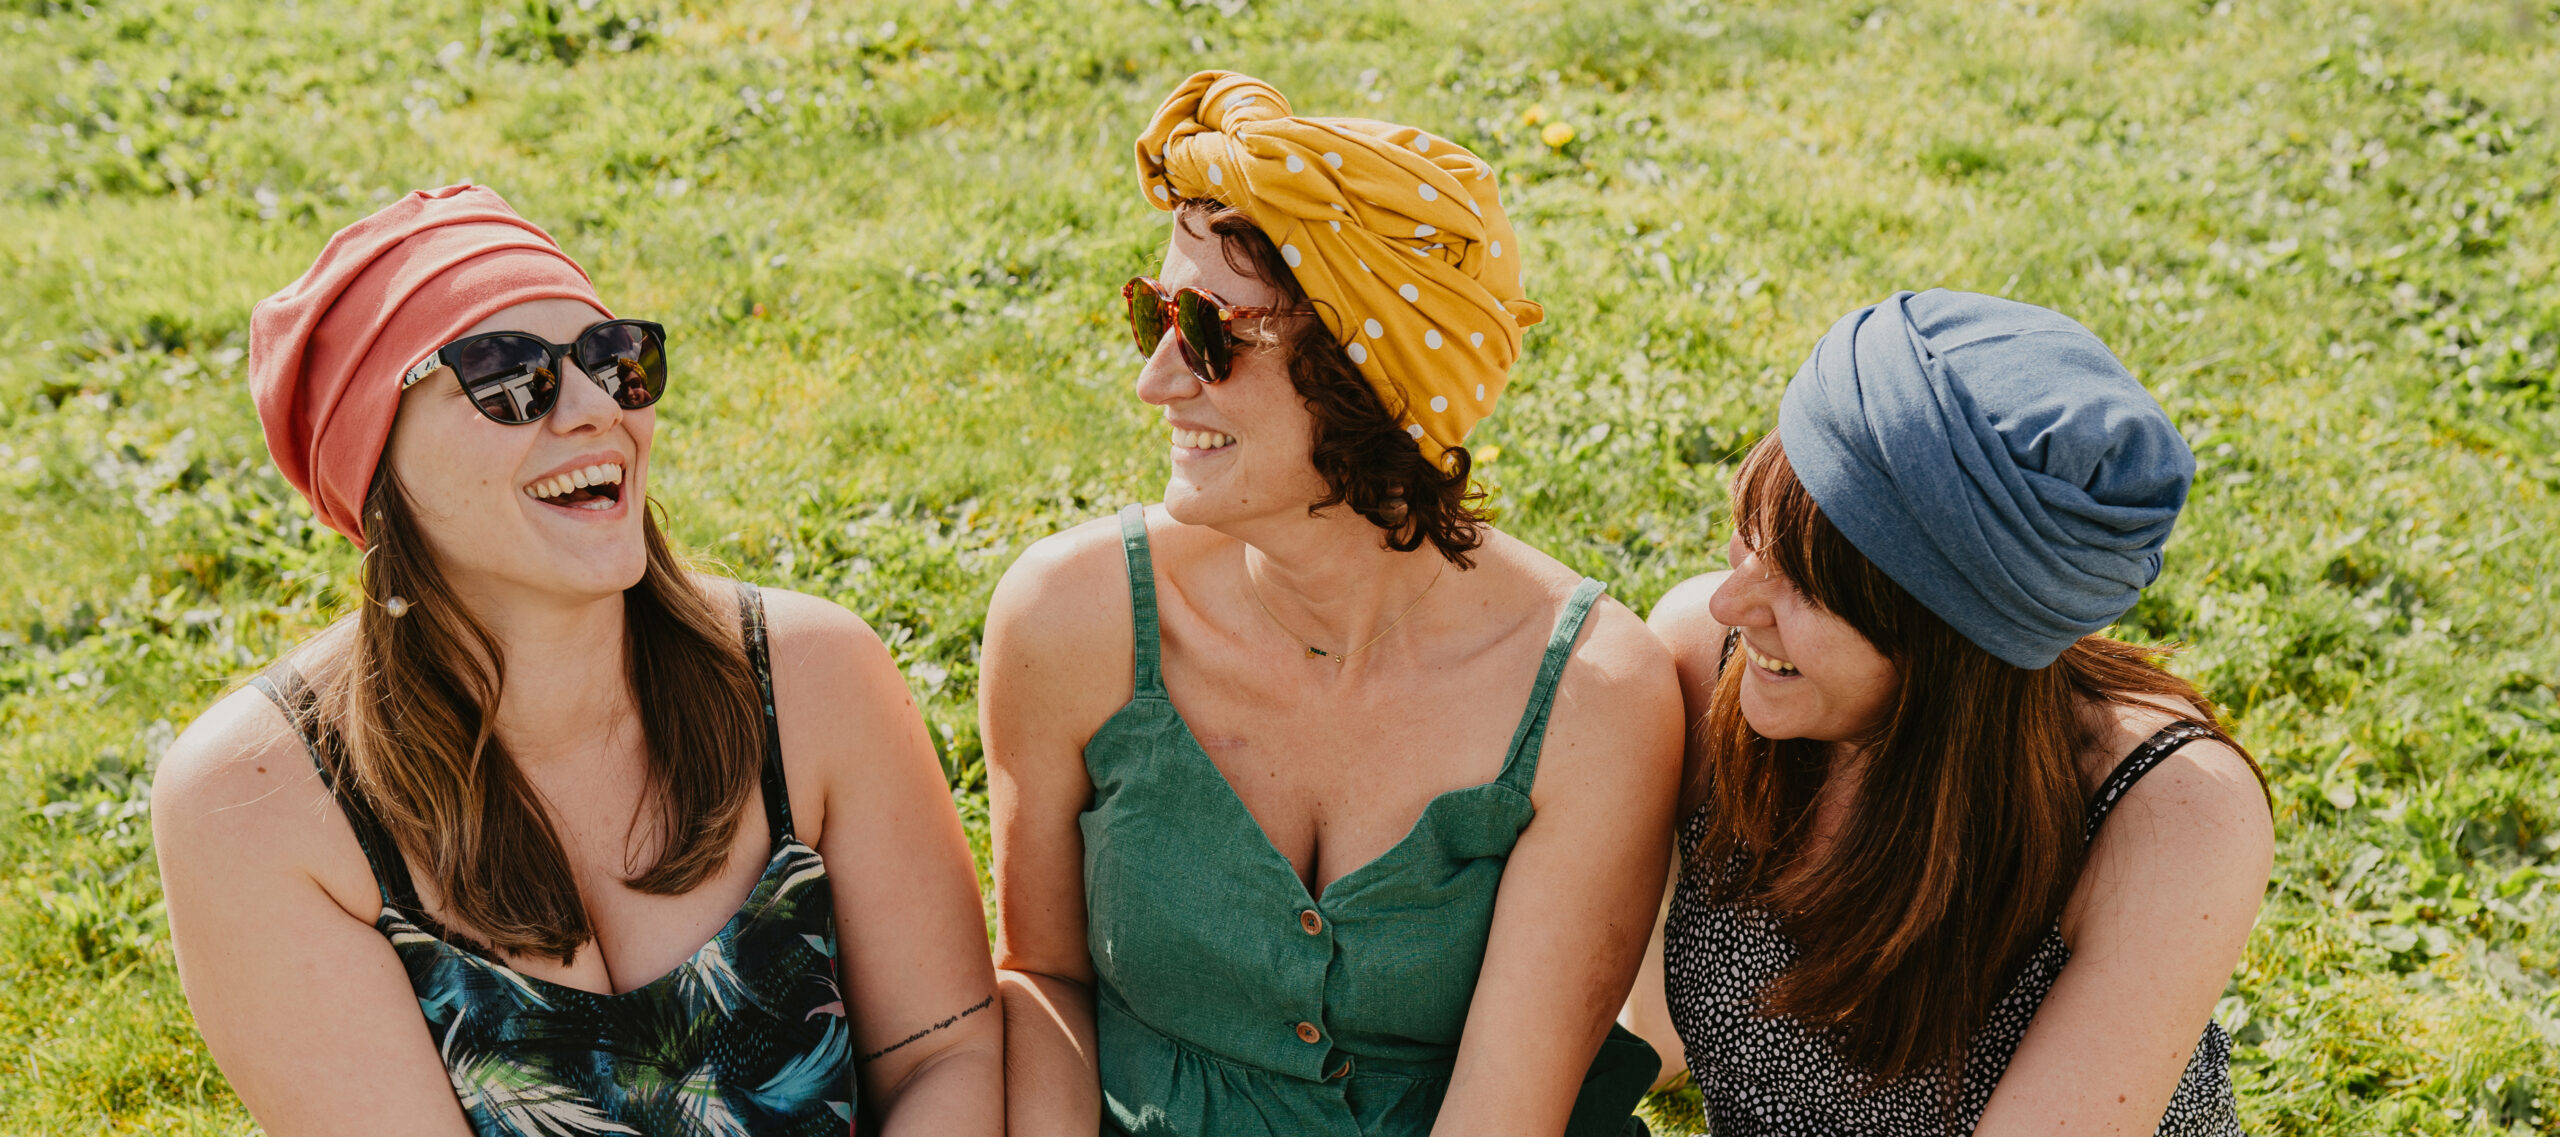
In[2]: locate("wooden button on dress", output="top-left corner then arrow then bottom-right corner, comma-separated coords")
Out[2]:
1295,1021 -> 1322,1044
1299,910 -> 1324,935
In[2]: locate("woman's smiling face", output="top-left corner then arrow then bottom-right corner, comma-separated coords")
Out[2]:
381,297 -> 654,605
1133,216 -> 1331,531
1707,529 -> 1901,744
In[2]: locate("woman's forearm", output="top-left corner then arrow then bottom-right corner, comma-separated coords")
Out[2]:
1617,871 -> 1686,1091
999,969 -> 1102,1137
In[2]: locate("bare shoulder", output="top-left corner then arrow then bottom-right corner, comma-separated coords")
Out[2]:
738,583 -> 936,818
154,683 -> 327,844
1485,540 -> 1681,807
1561,593 -> 1679,704
2086,696 -> 2271,837
1463,533 -> 1671,699
987,511 -> 1137,647
1645,570 -> 1735,676
683,573 -> 905,716
2068,701 -> 2275,936
2090,714 -> 2273,859
152,682 -> 373,918
754,582 -> 896,674
1005,510 -> 1138,587
1540,595 -> 1683,781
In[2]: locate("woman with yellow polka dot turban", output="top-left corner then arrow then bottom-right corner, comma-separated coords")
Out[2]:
986,71 -> 1680,1137
1137,70 -> 1543,469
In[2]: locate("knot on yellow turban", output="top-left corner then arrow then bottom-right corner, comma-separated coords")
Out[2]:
1136,70 -> 1543,469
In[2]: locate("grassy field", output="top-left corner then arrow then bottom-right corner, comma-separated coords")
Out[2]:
3,0 -> 2557,1131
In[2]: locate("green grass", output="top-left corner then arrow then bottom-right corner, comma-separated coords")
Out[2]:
2,0 -> 2557,1131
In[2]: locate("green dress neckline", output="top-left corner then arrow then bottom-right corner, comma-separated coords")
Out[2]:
1079,504 -> 1657,1137
1107,509 -> 1587,907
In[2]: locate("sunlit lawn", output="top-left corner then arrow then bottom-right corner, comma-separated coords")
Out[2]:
2,0 -> 2557,1131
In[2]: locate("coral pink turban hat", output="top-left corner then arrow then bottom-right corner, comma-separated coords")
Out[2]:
248,184 -> 609,545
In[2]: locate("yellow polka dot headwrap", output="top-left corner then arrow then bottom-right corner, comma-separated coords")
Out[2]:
1136,70 -> 1544,469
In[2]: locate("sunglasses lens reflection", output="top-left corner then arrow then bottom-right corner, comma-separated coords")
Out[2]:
1173,290 -> 1230,383
1126,280 -> 1170,356
577,323 -> 666,410
451,335 -> 561,423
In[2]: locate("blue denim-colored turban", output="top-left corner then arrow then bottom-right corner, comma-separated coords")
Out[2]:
1776,289 -> 2194,669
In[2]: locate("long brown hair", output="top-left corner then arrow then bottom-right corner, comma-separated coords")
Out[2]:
317,471 -> 766,964
1179,200 -> 1491,567
1688,436 -> 2264,1088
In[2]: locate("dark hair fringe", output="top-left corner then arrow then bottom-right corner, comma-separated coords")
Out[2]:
1179,201 -> 1490,567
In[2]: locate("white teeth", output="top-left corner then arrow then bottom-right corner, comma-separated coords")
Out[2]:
521,462 -> 626,504
1171,429 -> 1236,450
1745,642 -> 1799,675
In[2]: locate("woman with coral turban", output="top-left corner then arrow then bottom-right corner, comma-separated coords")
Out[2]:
152,185 -> 1001,1135
984,73 -> 1682,1136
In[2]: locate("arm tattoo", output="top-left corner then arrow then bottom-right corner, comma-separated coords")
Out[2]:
857,994 -> 996,1064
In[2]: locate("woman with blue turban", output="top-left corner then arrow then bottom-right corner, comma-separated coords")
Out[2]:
1622,290 -> 2273,1135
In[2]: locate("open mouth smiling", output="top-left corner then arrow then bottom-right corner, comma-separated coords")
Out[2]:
1742,639 -> 1799,676
1171,427 -> 1237,452
522,462 -> 625,511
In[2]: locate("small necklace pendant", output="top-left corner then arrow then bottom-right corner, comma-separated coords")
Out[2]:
1304,646 -> 1331,660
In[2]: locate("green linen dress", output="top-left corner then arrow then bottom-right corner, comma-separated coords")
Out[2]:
1083,505 -> 1659,1137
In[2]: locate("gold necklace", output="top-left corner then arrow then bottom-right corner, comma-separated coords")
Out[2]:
1246,562 -> 1446,665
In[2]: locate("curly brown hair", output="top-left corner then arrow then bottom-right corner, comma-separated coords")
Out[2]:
1178,201 -> 1490,567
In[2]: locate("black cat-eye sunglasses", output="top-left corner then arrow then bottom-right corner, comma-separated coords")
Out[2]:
401,319 -> 668,425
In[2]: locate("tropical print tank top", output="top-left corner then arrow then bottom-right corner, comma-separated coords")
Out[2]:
252,584 -> 857,1136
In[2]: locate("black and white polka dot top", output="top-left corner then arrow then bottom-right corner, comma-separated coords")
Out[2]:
1663,712 -> 2247,1136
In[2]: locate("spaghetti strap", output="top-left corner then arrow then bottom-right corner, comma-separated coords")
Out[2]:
1117,504 -> 1166,699
1495,577 -> 1608,794
2083,720 -> 2215,843
248,665 -> 408,910
735,583 -> 795,847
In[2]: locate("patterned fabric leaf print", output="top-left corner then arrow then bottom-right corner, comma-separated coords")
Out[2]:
391,908 -> 553,1026
444,1010 -> 641,1137
254,588 -> 857,1137
745,843 -> 829,925
752,1015 -> 850,1114
671,1065 -> 753,1137
675,938 -> 757,1018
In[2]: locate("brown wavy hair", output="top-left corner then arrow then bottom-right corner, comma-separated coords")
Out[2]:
1687,435 -> 2264,1091
1178,201 -> 1489,566
315,471 -> 765,964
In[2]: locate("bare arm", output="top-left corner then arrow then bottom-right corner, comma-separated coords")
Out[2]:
1614,571 -> 1734,1088
1616,875 -> 1684,1091
1974,737 -> 2273,1135
761,588 -> 1003,1137
1433,600 -> 1686,1136
982,521 -> 1134,1136
153,689 -> 475,1137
